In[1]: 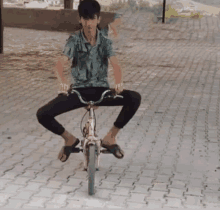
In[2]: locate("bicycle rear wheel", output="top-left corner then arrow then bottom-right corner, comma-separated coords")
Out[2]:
88,144 -> 96,195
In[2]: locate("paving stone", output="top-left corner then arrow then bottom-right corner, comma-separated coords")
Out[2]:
111,187 -> 131,196
49,194 -> 68,206
147,200 -> 164,208
126,202 -> 147,208
116,178 -> 136,188
23,197 -> 49,208
83,198 -> 106,207
167,188 -> 184,198
188,179 -> 203,187
140,170 -> 155,177
121,171 -> 139,179
109,167 -> 125,174
0,193 -> 14,203
152,183 -> 168,191
34,188 -> 58,198
65,199 -> 85,208
65,178 -> 84,187
154,174 -> 171,183
135,177 -> 154,185
158,168 -> 173,175
46,180 -> 63,189
0,179 -> 12,189
164,198 -> 184,208
98,180 -> 117,189
131,184 -> 151,194
11,190 -> 35,200
126,166 -> 143,172
32,175 -> 51,183
58,185 -> 78,194
23,182 -> 45,191
127,192 -> 147,203
94,189 -> 114,199
204,203 -> 220,209
104,174 -> 121,183
2,184 -> 23,194
170,180 -> 186,189
21,170 -> 39,178
45,203 -> 64,208
0,171 -> 18,180
172,173 -> 188,181
11,176 -> 31,185
148,191 -> 166,201
71,171 -> 88,180
108,195 -> 128,207
3,198 -> 27,208
204,193 -> 220,204
185,187 -> 203,196
185,196 -> 202,206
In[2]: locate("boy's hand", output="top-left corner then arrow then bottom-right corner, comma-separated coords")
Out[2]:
114,82 -> 124,94
58,83 -> 70,96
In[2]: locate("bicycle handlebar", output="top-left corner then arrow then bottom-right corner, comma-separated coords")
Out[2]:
70,89 -> 123,105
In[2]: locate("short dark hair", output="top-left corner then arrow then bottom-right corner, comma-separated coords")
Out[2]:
78,0 -> 101,19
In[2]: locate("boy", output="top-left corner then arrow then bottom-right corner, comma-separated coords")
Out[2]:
36,0 -> 141,162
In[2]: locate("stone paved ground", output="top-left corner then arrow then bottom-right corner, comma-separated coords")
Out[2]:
0,8 -> 220,209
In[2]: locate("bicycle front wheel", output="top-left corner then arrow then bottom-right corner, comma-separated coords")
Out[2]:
88,144 -> 96,195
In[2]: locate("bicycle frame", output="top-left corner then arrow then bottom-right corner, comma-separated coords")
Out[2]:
69,88 -> 123,170
82,106 -> 101,170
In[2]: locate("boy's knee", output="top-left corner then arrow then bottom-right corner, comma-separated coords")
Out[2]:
136,91 -> 141,101
132,91 -> 141,103
36,108 -> 45,122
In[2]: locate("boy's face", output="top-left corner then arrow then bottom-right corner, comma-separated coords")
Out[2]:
80,15 -> 101,33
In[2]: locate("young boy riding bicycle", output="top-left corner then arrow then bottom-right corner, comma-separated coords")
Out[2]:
36,0 -> 141,162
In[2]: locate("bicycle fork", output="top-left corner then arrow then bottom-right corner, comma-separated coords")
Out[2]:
82,107 -> 101,170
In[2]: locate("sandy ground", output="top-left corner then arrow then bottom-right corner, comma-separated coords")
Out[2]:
146,0 -> 220,16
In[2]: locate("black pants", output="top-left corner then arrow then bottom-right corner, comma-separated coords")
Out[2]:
36,87 -> 141,135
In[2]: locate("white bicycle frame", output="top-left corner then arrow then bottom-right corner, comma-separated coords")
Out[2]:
82,106 -> 102,170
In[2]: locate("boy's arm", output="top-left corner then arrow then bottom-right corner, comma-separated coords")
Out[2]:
54,55 -> 69,83
109,56 -> 124,93
109,14 -> 122,38
109,17 -> 121,29
54,55 -> 71,94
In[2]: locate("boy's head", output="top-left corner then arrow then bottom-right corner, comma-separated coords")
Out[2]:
78,0 -> 101,19
78,0 -> 101,32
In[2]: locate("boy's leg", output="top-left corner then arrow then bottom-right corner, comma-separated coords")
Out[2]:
36,93 -> 85,161
102,125 -> 120,145
100,89 -> 141,157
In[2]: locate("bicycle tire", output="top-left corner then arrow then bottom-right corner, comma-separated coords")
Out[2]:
88,144 -> 96,195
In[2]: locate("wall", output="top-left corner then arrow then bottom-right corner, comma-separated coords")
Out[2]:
2,8 -> 115,32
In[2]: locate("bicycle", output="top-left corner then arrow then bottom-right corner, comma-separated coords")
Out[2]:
67,88 -> 123,195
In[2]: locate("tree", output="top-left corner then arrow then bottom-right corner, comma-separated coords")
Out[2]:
0,0 -> 3,54
64,0 -> 73,9
162,0 -> 166,23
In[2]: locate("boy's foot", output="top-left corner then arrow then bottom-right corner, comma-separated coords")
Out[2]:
101,133 -> 124,159
101,143 -> 124,159
58,136 -> 79,162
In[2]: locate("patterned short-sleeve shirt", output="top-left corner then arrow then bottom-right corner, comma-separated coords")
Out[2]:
63,29 -> 115,88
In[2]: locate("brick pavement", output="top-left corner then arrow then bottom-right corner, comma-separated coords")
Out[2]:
0,8 -> 220,209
